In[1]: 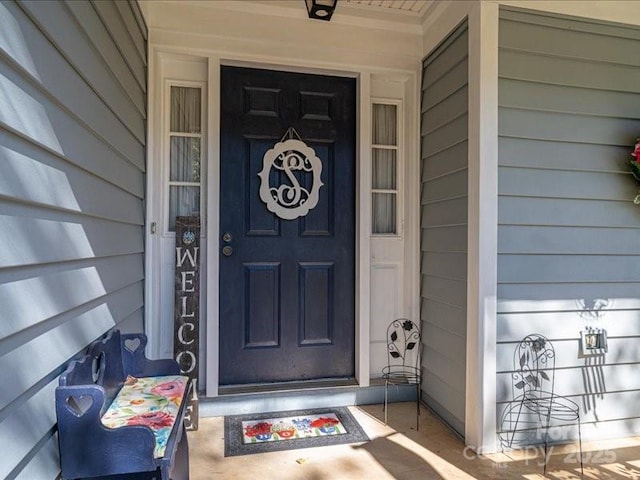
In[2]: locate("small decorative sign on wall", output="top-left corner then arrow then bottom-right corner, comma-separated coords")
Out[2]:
580,327 -> 608,356
258,128 -> 323,220
174,216 -> 200,430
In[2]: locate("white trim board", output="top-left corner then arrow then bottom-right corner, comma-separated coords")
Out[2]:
207,59 -> 371,397
142,0 -> 421,407
465,1 -> 499,455
145,47 -> 421,398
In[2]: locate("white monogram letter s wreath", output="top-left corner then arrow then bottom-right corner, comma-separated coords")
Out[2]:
258,139 -> 323,220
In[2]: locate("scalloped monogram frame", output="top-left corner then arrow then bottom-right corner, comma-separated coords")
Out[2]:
258,138 -> 324,220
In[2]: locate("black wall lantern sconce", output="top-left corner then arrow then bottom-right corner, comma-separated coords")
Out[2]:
306,0 -> 338,21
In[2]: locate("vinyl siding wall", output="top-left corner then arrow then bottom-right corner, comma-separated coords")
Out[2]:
0,1 -> 147,477
497,8 -> 640,440
420,22 -> 468,436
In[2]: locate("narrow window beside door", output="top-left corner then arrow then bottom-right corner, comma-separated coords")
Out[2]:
168,86 -> 203,232
372,102 -> 400,235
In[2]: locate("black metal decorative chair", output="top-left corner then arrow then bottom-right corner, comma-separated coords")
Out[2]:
499,334 -> 583,474
382,318 -> 421,430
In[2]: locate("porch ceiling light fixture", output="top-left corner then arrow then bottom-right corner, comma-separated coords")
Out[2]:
306,0 -> 338,21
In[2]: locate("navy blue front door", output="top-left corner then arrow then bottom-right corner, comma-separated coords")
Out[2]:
219,66 -> 356,385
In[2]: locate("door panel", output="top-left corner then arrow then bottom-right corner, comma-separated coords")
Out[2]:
244,263 -> 280,348
219,66 -> 356,385
245,137 -> 280,236
300,143 -> 334,236
299,262 -> 334,345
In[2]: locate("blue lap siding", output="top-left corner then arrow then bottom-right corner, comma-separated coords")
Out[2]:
0,1 -> 147,477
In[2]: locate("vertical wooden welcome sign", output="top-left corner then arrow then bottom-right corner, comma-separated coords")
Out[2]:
174,216 -> 200,430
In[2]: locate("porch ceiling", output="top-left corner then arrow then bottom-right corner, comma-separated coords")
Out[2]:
344,0 -> 432,15
139,0 -> 432,32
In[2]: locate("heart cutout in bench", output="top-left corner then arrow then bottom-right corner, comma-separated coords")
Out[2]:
124,337 -> 141,353
66,394 -> 93,417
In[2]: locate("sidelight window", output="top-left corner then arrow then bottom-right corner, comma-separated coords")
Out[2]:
167,85 -> 203,232
372,102 -> 400,235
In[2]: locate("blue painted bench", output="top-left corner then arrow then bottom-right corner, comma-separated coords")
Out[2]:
55,329 -> 191,479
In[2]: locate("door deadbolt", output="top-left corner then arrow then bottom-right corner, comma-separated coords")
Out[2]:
222,232 -> 233,243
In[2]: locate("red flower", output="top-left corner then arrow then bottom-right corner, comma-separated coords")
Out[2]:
310,417 -> 340,429
151,381 -> 185,399
244,422 -> 272,437
126,411 -> 174,429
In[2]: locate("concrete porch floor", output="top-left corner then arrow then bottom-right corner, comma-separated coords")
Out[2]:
188,402 -> 640,479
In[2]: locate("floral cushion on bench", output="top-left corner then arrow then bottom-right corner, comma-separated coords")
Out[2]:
101,375 -> 189,458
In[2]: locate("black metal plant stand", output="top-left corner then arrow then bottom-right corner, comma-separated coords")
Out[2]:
382,318 -> 422,430
498,334 -> 583,475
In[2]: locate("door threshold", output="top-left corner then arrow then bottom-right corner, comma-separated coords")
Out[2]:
199,382 -> 418,418
219,378 -> 358,395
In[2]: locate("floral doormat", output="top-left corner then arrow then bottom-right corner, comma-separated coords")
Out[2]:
224,407 -> 369,456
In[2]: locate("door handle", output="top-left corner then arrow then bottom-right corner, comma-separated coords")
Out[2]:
221,232 -> 233,256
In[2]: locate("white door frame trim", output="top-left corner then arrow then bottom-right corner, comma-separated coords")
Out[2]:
206,58 -> 221,396
205,57 -> 372,396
